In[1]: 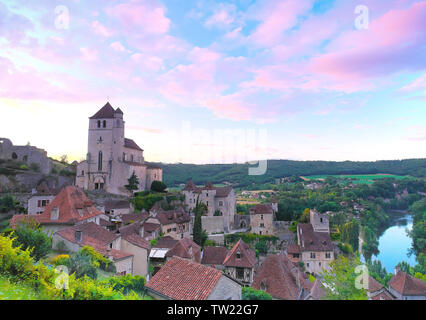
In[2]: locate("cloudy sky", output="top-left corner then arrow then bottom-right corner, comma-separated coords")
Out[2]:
0,0 -> 425,164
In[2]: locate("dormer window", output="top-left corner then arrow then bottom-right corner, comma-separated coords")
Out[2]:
75,230 -> 82,242
236,251 -> 241,259
50,207 -> 59,220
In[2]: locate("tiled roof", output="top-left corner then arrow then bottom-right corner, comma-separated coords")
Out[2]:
89,102 -> 115,119
104,200 -> 130,211
145,256 -> 223,300
182,180 -> 232,198
201,246 -> 228,266
389,270 -> 426,296
33,181 -> 59,196
153,236 -> 178,249
252,253 -> 310,300
11,186 -> 102,228
287,244 -> 301,254
156,208 -> 190,226
308,279 -> 326,300
123,233 -> 150,250
121,212 -> 149,225
166,238 -> 201,263
56,222 -> 119,246
223,239 -> 255,268
368,276 -> 384,293
250,204 -> 274,215
297,223 -> 333,252
124,138 -> 143,151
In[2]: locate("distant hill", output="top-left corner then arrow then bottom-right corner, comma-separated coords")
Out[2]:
158,159 -> 426,188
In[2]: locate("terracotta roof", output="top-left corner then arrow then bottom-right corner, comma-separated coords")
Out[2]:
124,138 -> 143,151
156,208 -> 190,226
368,276 -> 384,293
153,236 -> 178,249
371,290 -> 395,300
166,238 -> 201,263
308,279 -> 326,300
123,233 -> 150,250
201,246 -> 228,266
11,186 -> 102,228
297,223 -> 333,252
250,204 -> 274,215
90,102 -> 115,119
56,222 -> 119,246
182,180 -> 232,198
121,212 -> 149,225
33,181 -> 57,196
252,253 -> 310,300
389,270 -> 426,296
287,244 -> 301,254
104,200 -> 130,211
223,239 -> 255,268
145,256 -> 223,300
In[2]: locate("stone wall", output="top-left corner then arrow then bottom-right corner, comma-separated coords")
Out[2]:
208,275 -> 242,300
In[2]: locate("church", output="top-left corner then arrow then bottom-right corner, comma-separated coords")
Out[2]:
75,102 -> 162,195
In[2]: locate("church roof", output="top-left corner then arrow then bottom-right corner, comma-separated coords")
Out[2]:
124,138 -> 143,151
89,102 -> 116,119
114,107 -> 123,114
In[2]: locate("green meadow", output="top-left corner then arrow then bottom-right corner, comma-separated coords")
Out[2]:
303,174 -> 413,184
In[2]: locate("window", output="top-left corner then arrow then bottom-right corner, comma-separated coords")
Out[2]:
109,243 -> 113,249
261,214 -> 264,220
11,152 -> 18,160
95,183 -> 99,190
310,252 -> 316,259
103,120 -> 106,128
236,267 -> 244,280
219,201 -> 223,206
99,183 -> 104,190
292,253 -> 300,259
98,151 -> 103,171
206,201 -> 209,207
307,263 -> 310,267
97,120 -> 101,128
236,252 -> 241,259
326,252 -> 331,259
123,153 -> 126,161
81,170 -> 84,176
320,217 -> 323,223
260,223 -> 265,227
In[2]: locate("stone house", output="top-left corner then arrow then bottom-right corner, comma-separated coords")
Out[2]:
223,239 -> 256,286
52,222 -> 134,275
201,246 -> 229,270
165,238 -> 201,263
120,234 -> 151,278
75,103 -> 162,196
286,244 -> 302,264
103,199 -> 132,217
153,208 -> 191,240
27,182 -> 58,215
388,268 -> 426,300
182,180 -> 236,233
149,236 -> 179,275
11,186 -> 103,235
249,203 -> 275,235
310,209 -> 330,233
252,253 -> 317,300
0,137 -> 51,174
296,223 -> 334,275
145,256 -> 242,300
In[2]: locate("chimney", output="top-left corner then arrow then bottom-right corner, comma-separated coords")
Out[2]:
394,266 -> 400,275
75,230 -> 82,242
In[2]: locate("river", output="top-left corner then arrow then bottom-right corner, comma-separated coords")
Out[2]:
372,212 -> 416,273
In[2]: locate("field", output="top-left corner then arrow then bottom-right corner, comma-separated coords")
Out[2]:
301,174 -> 413,184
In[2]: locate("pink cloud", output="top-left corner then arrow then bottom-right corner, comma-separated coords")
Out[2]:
92,20 -> 113,37
106,1 -> 170,34
80,47 -> 98,61
110,41 -> 127,52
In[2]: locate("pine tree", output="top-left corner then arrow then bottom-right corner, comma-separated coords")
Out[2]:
125,171 -> 139,193
193,196 -> 207,246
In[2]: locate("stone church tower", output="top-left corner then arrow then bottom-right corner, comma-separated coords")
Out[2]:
76,103 -> 162,195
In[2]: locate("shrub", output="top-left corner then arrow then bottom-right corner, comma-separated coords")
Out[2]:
79,246 -> 116,273
151,180 -> 167,193
52,254 -> 70,266
104,274 -> 145,294
13,220 -> 52,261
242,287 -> 273,300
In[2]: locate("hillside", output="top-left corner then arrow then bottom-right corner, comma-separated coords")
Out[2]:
159,159 -> 426,187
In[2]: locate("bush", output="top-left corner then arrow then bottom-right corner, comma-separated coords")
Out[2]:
151,180 -> 167,193
79,246 -> 116,273
242,287 -> 273,300
104,274 -> 145,294
68,251 -> 98,280
52,254 -> 70,266
13,220 -> 52,261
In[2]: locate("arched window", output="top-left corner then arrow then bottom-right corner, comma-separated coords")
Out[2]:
11,152 -> 18,160
98,151 -> 103,171
97,120 -> 101,128
103,120 -> 106,128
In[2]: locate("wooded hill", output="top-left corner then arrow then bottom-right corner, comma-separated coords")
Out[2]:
157,159 -> 426,188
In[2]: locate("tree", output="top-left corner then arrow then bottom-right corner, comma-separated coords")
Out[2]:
0,195 -> 18,213
322,255 -> 368,300
242,287 -> 273,300
341,219 -> 360,252
125,171 -> 139,193
151,180 -> 167,193
60,154 -> 68,164
67,251 -> 98,280
299,208 -> 310,223
255,240 -> 268,255
13,219 -> 52,261
193,196 -> 208,247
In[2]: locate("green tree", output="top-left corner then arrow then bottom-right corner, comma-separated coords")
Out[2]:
242,287 -> 273,300
341,219 -> 360,252
322,255 -> 368,300
299,208 -> 310,223
193,196 -> 208,247
125,171 -> 139,193
67,251 -> 98,280
255,240 -> 268,255
151,180 -> 167,193
13,219 -> 52,261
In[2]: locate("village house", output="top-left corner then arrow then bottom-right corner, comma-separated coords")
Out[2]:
201,246 -> 229,270
367,276 -> 395,300
252,253 -> 322,300
103,199 -> 132,217
249,203 -> 276,235
182,180 -> 236,233
296,223 -> 334,275
149,236 -> 179,275
145,256 -> 242,300
120,233 -> 150,278
310,209 -> 330,233
165,238 -> 201,263
52,222 -> 134,275
75,102 -> 162,196
388,268 -> 426,300
223,239 -> 256,286
152,207 -> 191,240
11,186 -> 103,234
27,181 -> 59,215
286,244 -> 302,264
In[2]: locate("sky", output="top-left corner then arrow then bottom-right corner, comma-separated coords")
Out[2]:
0,0 -> 425,164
